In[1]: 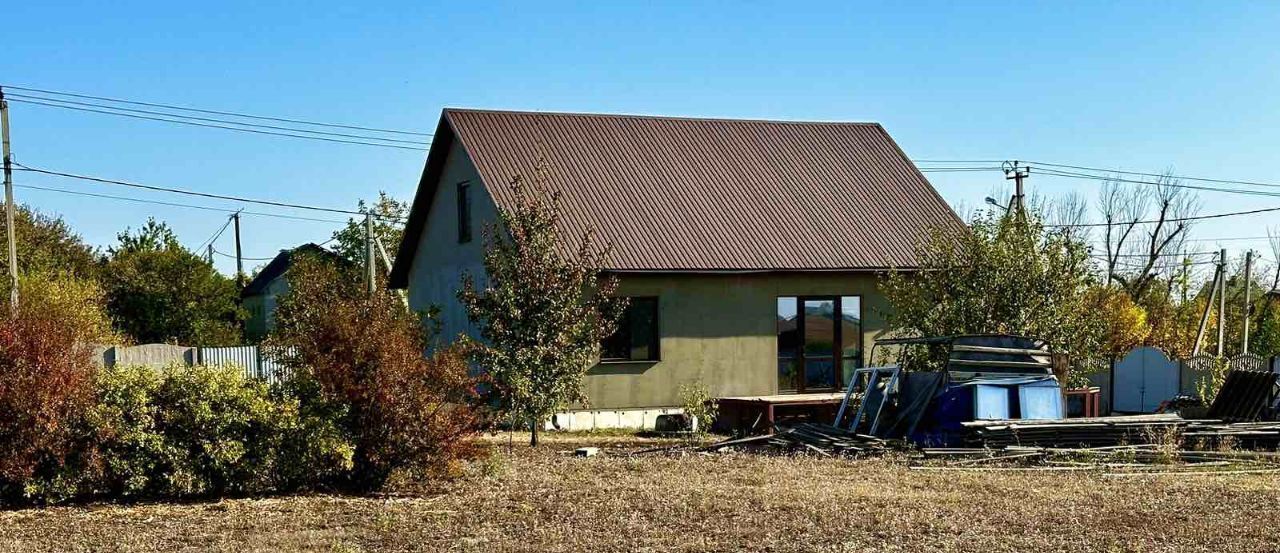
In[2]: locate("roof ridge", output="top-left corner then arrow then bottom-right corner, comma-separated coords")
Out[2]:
443,107 -> 883,127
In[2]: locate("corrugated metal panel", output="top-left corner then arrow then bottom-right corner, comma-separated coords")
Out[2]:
425,108 -> 964,272
199,346 -> 259,379
198,346 -> 293,384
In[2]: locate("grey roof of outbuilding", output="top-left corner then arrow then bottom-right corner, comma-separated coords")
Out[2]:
389,109 -> 964,287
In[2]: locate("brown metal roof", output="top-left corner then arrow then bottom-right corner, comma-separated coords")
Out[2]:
390,109 -> 963,286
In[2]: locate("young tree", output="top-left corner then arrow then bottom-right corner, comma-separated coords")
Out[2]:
328,192 -> 407,270
882,209 -> 1104,367
268,254 -> 481,490
458,169 -> 627,447
102,218 -> 244,345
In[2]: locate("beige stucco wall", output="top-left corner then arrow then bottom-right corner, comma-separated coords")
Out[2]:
582,272 -> 889,410
405,141 -> 497,342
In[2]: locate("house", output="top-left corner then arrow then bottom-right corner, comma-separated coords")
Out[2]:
389,108 -> 964,429
241,243 -> 340,340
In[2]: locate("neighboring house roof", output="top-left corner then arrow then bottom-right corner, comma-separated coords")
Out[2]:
390,108 -> 964,287
241,243 -> 338,297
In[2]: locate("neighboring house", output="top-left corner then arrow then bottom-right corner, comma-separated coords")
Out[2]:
389,108 -> 964,427
241,243 -> 339,340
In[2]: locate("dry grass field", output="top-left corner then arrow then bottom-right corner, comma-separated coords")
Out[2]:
3,433 -> 1280,552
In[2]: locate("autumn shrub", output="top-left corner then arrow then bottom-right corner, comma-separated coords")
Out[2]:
15,363 -> 354,505
269,255 -> 483,491
0,274 -> 112,503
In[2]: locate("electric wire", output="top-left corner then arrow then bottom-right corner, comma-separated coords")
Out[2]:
1027,160 -> 1280,190
2,84 -> 433,137
195,216 -> 235,253
8,98 -> 429,151
212,247 -> 277,262
6,93 -> 430,146
14,183 -> 348,223
12,163 -> 405,222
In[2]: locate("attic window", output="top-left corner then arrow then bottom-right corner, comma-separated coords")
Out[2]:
457,181 -> 472,243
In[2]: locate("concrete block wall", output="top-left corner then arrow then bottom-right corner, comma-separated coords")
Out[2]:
100,344 -> 196,368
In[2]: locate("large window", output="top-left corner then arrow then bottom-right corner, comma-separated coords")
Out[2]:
601,297 -> 660,362
776,295 -> 862,393
456,181 -> 472,243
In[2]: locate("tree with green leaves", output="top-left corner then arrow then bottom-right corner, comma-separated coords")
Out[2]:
458,170 -> 626,447
102,218 -> 244,345
328,192 -> 407,270
0,203 -> 100,284
882,209 -> 1104,369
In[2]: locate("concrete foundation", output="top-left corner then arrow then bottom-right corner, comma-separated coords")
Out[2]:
547,407 -> 684,431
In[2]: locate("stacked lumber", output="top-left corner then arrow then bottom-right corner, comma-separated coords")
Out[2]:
699,422 -> 888,456
962,414 -> 1187,448
919,443 -> 1280,471
1184,421 -> 1280,450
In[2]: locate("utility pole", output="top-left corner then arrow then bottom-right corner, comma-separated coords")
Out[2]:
1242,250 -> 1253,354
233,212 -> 244,287
365,213 -> 376,295
1193,254 -> 1222,356
1217,248 -> 1227,357
206,244 -> 214,264
1003,160 -> 1029,217
1,87 -> 17,310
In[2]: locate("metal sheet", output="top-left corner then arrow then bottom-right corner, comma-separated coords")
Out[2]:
390,109 -> 966,286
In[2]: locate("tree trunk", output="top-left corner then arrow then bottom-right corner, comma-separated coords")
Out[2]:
529,418 -> 540,447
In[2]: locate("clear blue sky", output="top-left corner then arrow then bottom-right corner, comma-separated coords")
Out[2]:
5,1 -> 1280,275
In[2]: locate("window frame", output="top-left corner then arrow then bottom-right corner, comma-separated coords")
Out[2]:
599,296 -> 661,363
776,294 -> 862,393
456,180 -> 472,244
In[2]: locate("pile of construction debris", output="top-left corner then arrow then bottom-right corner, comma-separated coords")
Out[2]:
635,423 -> 890,457
1184,420 -> 1280,449
961,414 -> 1187,448
915,443 -> 1280,475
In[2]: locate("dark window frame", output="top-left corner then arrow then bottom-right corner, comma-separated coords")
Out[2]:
600,296 -> 661,363
456,180 -> 472,243
776,295 -> 862,393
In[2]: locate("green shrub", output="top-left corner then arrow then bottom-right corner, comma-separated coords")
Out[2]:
679,381 -> 718,436
14,363 -> 354,505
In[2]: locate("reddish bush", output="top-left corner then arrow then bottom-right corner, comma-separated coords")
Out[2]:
268,255 -> 483,490
0,276 -> 105,493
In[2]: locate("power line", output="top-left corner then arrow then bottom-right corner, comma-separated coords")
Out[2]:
212,247 -> 276,262
1046,203 -> 1280,228
195,215 -> 235,253
8,98 -> 429,151
917,167 -> 1004,173
912,159 -> 1009,164
12,163 -> 405,222
1028,160 -> 1280,191
14,182 -> 348,223
1035,167 -> 1280,200
2,84 -> 433,137
6,93 -> 430,146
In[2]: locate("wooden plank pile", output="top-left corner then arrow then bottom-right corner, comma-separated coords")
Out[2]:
697,422 -> 889,456
918,443 -> 1280,473
962,414 -> 1187,448
1184,420 -> 1280,450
